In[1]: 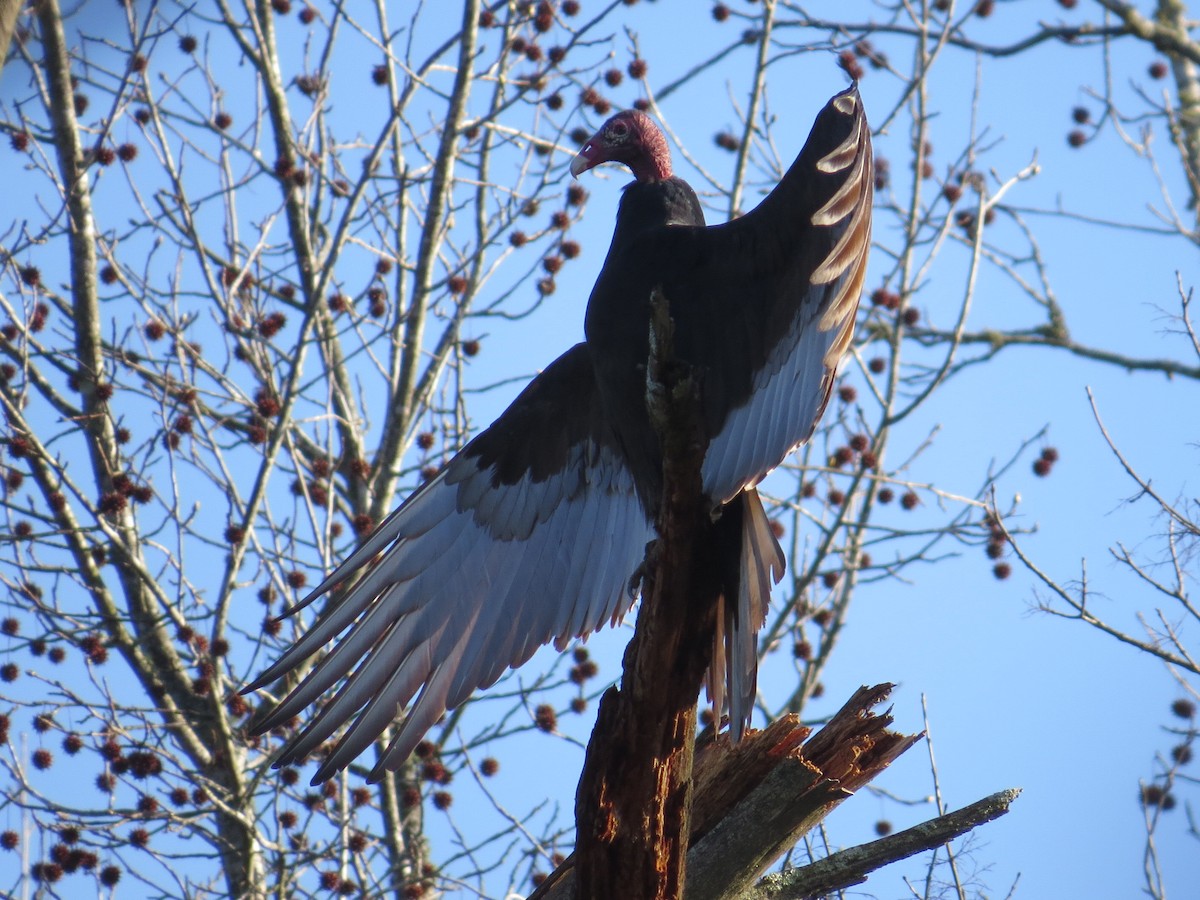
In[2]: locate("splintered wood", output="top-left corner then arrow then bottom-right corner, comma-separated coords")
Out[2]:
535,682 -> 920,900
684,683 -> 920,900
798,682 -> 922,793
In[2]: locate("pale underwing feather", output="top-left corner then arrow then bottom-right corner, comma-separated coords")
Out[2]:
248,346 -> 653,784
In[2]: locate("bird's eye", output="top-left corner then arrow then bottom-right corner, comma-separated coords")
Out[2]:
609,120 -> 629,140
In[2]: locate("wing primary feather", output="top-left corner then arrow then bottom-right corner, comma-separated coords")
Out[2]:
368,662 -> 458,780
812,128 -> 866,222
308,624 -> 457,782
252,596 -> 407,734
287,469 -> 454,613
439,539 -> 531,710
811,157 -> 870,283
272,618 -> 422,769
814,107 -> 865,175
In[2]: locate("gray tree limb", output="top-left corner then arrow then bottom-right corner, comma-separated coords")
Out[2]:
743,788 -> 1022,900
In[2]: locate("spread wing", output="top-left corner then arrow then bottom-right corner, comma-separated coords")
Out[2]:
245,343 -> 653,783
649,85 -> 870,739
659,85 -> 873,503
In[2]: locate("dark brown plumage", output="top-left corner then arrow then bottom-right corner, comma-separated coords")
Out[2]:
574,85 -> 872,737
244,85 -> 872,784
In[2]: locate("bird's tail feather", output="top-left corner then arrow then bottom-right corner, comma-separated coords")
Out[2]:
709,488 -> 785,740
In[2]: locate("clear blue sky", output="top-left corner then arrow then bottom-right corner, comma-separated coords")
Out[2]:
3,2 -> 1197,897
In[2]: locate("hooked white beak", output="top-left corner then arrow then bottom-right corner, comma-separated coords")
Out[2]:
569,142 -> 597,178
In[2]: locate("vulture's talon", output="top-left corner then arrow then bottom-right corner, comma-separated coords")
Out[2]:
628,538 -> 659,597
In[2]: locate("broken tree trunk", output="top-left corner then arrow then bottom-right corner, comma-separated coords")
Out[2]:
565,292 -> 1021,899
573,288 -> 722,900
684,685 -> 920,900
539,684 -> 932,900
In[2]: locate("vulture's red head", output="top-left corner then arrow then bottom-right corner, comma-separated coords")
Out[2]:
569,110 -> 672,183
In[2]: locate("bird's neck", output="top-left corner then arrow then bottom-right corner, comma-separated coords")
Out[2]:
617,178 -> 705,234
630,155 -> 672,184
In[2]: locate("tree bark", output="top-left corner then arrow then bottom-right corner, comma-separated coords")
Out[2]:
573,288 -> 720,899
540,684 -> 962,900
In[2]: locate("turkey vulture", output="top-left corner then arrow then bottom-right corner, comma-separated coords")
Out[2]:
244,85 -> 872,784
